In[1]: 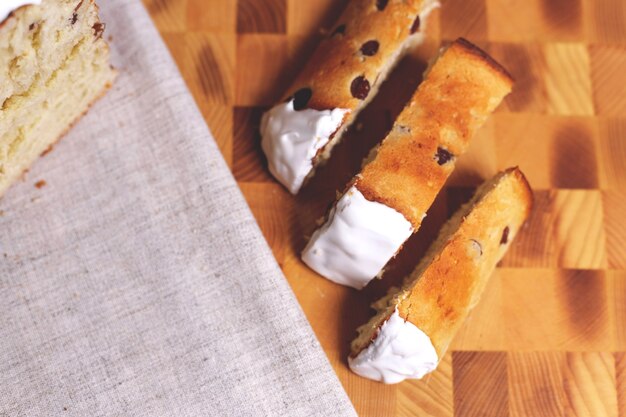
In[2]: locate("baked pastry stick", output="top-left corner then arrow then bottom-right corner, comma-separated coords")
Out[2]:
302,38 -> 513,289
261,0 -> 440,194
348,167 -> 533,383
0,0 -> 115,197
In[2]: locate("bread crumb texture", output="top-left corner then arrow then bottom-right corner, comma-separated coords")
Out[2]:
0,0 -> 115,196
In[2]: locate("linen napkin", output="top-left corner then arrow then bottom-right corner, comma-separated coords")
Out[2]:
0,1 -> 356,416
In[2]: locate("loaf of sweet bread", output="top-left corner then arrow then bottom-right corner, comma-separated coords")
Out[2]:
261,0 -> 439,194
302,38 -> 513,289
348,167 -> 533,384
0,0 -> 115,197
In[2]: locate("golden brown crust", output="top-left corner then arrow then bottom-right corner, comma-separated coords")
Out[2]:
509,166 -> 534,215
357,38 -> 513,226
350,168 -> 533,358
454,37 -> 514,85
284,0 -> 426,111
395,167 -> 532,358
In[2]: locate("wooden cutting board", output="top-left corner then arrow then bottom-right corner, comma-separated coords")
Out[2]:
145,0 -> 626,415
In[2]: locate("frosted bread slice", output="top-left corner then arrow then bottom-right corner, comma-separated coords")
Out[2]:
0,0 -> 115,197
349,167 -> 533,383
261,0 -> 440,194
302,38 -> 513,289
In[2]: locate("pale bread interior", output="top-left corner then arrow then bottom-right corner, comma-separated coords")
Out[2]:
0,0 -> 115,196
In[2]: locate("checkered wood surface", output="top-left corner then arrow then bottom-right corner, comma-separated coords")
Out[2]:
143,0 -> 626,415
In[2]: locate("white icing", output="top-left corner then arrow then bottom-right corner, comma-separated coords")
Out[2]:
260,100 -> 348,195
0,0 -> 41,22
301,186 -> 413,289
348,309 -> 438,384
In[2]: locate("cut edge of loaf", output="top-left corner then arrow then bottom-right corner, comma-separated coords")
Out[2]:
356,38 -> 514,226
453,37 -> 514,86
0,0 -> 116,197
403,167 -> 532,291
0,61 -> 116,198
349,167 -> 533,358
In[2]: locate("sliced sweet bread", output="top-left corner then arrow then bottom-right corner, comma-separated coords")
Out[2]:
348,167 -> 533,383
302,38 -> 513,289
0,0 -> 115,197
261,0 -> 439,194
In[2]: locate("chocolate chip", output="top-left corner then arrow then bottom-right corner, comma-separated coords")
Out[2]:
332,24 -> 346,36
500,227 -> 510,245
292,87 -> 312,111
71,12 -> 78,25
350,76 -> 370,100
376,0 -> 389,10
410,15 -> 421,34
434,147 -> 454,165
29,22 -> 36,30
92,22 -> 105,39
360,40 -> 379,56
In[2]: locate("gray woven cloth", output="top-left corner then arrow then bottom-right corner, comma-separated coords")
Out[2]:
0,1 -> 356,416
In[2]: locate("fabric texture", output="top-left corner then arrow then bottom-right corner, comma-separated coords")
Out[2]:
0,1 -> 356,416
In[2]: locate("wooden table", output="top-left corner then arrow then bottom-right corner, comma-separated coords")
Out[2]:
144,0 -> 626,415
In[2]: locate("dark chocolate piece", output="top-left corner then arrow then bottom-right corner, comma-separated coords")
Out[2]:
292,88 -> 313,111
500,227 -> 510,245
350,76 -> 370,100
410,15 -> 421,34
360,40 -> 380,56
332,24 -> 346,36
434,147 -> 454,165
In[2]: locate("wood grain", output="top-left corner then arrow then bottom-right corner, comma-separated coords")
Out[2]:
397,354 -> 454,417
599,118 -> 626,189
501,269 -> 611,351
609,271 -> 626,349
544,43 -> 594,116
453,352 -> 509,417
564,352 -> 618,417
143,0 -> 626,415
187,0 -> 235,32
508,352 -> 566,417
617,353 -> 626,416
237,0 -> 286,34
591,0 -> 626,43
590,44 -> 626,116
441,0 -> 487,40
